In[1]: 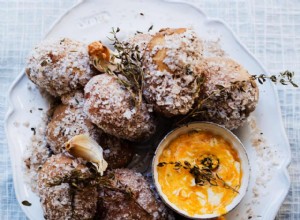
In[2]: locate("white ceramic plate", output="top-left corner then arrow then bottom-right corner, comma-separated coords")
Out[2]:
5,0 -> 290,219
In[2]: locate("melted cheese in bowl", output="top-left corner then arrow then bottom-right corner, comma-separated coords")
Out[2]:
157,131 -> 242,217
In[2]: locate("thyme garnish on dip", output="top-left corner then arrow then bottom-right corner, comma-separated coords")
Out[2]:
158,154 -> 239,194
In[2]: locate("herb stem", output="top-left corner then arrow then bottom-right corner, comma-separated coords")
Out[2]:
158,160 -> 239,194
104,27 -> 144,108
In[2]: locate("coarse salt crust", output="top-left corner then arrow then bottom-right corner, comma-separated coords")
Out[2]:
197,57 -> 259,130
61,90 -> 86,107
26,38 -> 95,97
126,33 -> 153,56
24,111 -> 51,193
46,99 -> 100,154
38,154 -> 97,220
40,183 -> 73,220
47,90 -> 133,168
143,28 -> 204,117
72,186 -> 98,219
38,154 -> 92,187
84,74 -> 156,142
99,169 -> 174,220
23,89 -> 55,193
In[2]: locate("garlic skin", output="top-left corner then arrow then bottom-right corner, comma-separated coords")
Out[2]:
88,41 -> 117,72
65,134 -> 108,176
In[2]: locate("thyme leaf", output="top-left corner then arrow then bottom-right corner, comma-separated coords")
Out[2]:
22,200 -> 32,206
148,25 -> 153,32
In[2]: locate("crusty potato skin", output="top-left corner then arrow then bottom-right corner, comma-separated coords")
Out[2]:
143,28 -> 204,117
97,169 -> 174,220
46,104 -> 99,154
97,188 -> 153,220
37,154 -> 98,220
26,38 -> 95,97
73,186 -> 98,220
147,28 -> 187,73
84,74 -> 156,142
195,57 -> 259,130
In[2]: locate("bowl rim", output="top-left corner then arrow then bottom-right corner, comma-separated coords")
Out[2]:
152,121 -> 250,219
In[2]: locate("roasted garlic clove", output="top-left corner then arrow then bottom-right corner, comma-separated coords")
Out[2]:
88,41 -> 117,72
65,134 -> 108,176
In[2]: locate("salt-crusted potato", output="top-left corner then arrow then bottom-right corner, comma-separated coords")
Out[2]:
46,103 -> 99,154
46,92 -> 133,169
98,169 -> 174,220
196,57 -> 259,130
26,38 -> 95,97
143,28 -> 204,117
84,74 -> 156,142
38,154 -> 98,220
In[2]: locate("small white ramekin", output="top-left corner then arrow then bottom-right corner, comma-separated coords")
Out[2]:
152,121 -> 250,219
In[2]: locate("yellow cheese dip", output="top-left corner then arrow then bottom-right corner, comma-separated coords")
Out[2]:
157,130 -> 242,217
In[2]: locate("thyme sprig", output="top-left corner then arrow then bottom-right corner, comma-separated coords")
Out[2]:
157,159 -> 239,194
180,80 -> 249,122
177,70 -> 298,125
251,71 -> 298,87
105,27 -> 144,107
